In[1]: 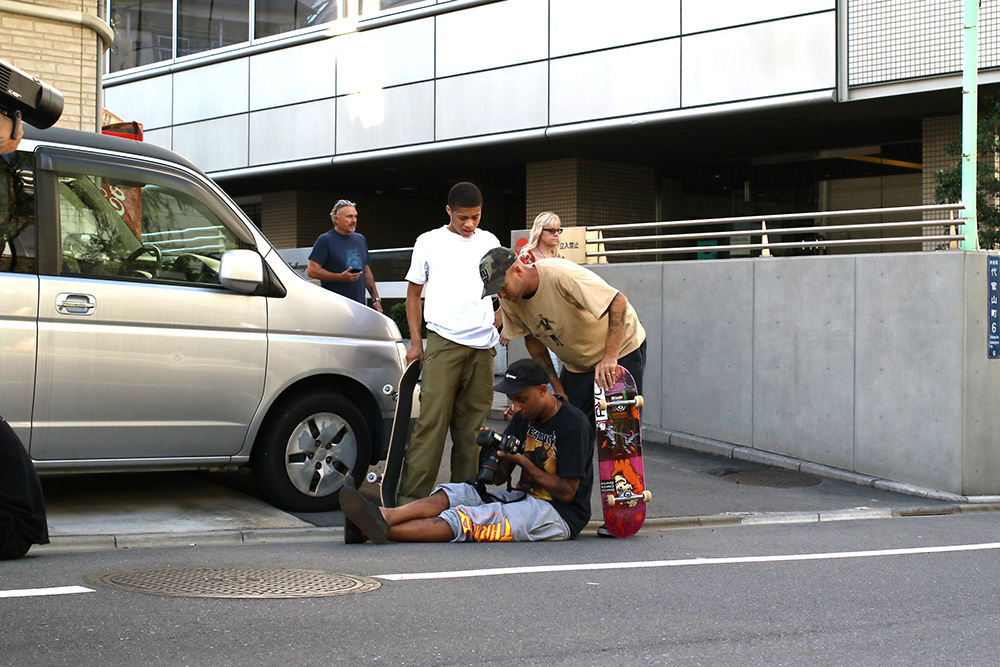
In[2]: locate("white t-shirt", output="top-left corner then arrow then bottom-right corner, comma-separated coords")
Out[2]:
406,225 -> 501,349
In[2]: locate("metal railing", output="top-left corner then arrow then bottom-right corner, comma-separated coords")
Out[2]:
585,203 -> 967,259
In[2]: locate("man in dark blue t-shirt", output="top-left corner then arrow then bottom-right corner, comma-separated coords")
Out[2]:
307,199 -> 382,312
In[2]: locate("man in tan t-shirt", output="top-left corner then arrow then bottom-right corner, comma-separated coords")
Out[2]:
480,246 -> 647,431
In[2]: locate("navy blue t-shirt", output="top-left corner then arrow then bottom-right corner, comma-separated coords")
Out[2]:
308,229 -> 370,303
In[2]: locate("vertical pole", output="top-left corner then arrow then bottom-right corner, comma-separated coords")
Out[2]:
961,0 -> 979,250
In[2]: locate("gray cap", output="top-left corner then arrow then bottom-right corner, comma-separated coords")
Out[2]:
479,247 -> 517,298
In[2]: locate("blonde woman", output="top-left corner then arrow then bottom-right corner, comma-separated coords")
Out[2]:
518,211 -> 563,265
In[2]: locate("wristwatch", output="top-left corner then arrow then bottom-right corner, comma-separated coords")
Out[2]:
373,297 -> 381,302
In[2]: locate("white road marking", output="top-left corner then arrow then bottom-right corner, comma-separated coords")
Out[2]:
375,541 -> 1000,581
0,586 -> 95,599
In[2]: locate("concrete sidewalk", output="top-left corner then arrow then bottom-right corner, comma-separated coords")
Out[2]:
35,412 -> 998,554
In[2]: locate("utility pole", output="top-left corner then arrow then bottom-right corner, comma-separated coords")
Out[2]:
961,0 -> 979,250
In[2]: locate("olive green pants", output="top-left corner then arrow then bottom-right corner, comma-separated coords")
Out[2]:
397,332 -> 496,505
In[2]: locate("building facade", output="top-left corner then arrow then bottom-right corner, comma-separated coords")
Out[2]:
94,0 -> 1000,256
0,0 -> 113,131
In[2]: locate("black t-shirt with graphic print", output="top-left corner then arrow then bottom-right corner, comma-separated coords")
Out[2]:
503,396 -> 593,537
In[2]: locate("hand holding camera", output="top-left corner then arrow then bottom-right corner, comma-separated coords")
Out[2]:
0,113 -> 22,155
1,58 -> 64,131
469,428 -> 525,489
1,58 -> 64,155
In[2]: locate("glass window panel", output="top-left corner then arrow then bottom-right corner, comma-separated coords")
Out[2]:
57,172 -> 239,285
0,151 -> 36,274
177,0 -> 250,58
109,0 -> 175,72
373,0 -> 424,12
255,0 -> 340,40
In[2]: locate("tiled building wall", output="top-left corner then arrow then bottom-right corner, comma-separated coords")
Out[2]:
261,190 -> 444,250
526,159 -> 655,227
0,1 -> 102,131
526,158 -> 656,262
526,160 -> 580,228
922,113 -> 1000,250
849,0 -> 1000,87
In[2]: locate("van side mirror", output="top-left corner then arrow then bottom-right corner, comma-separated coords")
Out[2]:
220,249 -> 264,294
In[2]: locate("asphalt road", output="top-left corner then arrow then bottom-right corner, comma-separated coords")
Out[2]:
4,513 -> 1000,666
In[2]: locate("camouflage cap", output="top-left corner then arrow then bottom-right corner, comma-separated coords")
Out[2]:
479,247 -> 517,298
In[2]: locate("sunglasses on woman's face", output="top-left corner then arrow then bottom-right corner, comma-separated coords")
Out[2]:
543,228 -> 562,234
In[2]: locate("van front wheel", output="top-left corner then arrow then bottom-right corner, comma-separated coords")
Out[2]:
252,392 -> 370,512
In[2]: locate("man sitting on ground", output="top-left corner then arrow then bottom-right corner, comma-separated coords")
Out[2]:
340,359 -> 593,543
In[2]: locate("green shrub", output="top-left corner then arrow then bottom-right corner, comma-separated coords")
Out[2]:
389,301 -> 427,339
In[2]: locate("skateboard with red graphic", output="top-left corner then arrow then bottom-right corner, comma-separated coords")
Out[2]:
594,365 -> 649,538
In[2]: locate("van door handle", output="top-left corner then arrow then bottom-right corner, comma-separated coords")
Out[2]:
56,293 -> 96,316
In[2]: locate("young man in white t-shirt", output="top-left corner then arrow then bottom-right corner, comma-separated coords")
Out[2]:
397,182 -> 501,504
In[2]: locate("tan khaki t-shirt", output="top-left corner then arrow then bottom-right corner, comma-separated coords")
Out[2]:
500,259 -> 646,373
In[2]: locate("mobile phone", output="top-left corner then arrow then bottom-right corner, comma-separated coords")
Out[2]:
349,267 -> 362,273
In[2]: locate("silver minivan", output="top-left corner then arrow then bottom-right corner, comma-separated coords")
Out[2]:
0,126 -> 407,511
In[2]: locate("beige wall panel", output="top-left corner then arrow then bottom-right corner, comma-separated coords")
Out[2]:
435,0 -> 547,77
683,0 -> 834,33
173,114 -> 249,172
250,99 -> 336,165
250,39 -> 337,111
336,81 -> 434,153
435,62 -> 547,140
550,0 -> 680,57
682,12 -> 835,107
550,40 -> 680,125
337,18 -> 434,95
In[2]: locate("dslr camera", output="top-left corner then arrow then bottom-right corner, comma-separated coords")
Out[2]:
1,58 -> 65,131
470,428 -> 525,487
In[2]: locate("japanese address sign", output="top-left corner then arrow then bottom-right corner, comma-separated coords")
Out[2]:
989,255 -> 1000,359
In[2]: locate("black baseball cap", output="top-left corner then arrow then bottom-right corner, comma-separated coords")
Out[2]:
493,359 -> 549,394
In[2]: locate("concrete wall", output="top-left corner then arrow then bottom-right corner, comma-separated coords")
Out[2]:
591,252 -> 1000,496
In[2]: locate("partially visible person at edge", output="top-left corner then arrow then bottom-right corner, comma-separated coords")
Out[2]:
517,211 -> 563,265
307,199 -> 382,313
339,359 -> 592,543
0,416 -> 48,560
0,114 -> 49,560
480,247 -> 646,537
396,182 -> 501,505
0,111 -> 23,155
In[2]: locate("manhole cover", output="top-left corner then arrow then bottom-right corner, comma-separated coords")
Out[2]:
84,567 -> 381,599
715,469 -> 822,488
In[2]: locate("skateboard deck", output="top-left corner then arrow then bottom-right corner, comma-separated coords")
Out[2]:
594,365 -> 649,538
365,360 -> 420,508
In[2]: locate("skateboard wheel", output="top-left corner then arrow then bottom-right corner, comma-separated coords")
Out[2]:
642,490 -> 651,502
635,395 -> 643,408
597,399 -> 608,411
606,493 -> 616,507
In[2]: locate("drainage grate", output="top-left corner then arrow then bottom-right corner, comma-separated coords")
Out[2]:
713,469 -> 822,489
84,567 -> 381,599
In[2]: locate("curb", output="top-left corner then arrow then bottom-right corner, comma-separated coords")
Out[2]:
38,501 -> 1000,553
37,526 -> 341,554
645,426 -> 994,504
